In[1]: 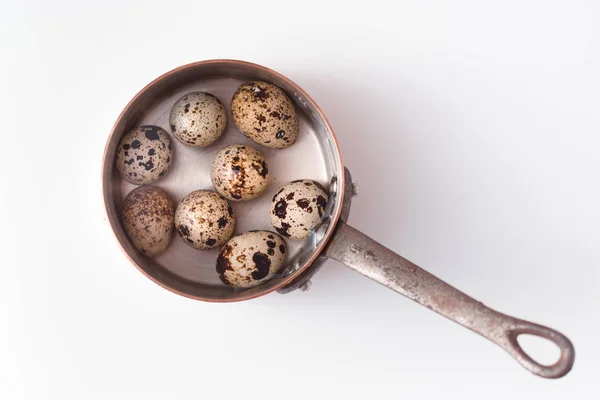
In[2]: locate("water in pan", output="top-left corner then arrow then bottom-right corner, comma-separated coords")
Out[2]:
119,77 -> 331,286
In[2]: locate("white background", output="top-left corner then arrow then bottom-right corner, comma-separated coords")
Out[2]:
1,0 -> 598,398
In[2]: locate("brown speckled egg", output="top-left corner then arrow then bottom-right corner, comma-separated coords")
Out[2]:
216,231 -> 287,288
169,92 -> 227,147
211,144 -> 269,201
116,126 -> 172,185
231,81 -> 299,149
270,180 -> 329,240
122,186 -> 174,257
174,190 -> 235,250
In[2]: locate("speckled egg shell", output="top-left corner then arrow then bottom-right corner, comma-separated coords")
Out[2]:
116,125 -> 172,185
231,81 -> 299,149
211,144 -> 269,201
216,231 -> 287,288
270,180 -> 329,240
174,190 -> 235,250
122,186 -> 175,257
169,92 -> 227,147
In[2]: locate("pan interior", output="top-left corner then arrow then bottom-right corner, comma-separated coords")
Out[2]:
103,61 -> 343,301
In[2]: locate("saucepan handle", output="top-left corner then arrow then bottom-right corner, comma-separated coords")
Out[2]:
325,221 -> 575,378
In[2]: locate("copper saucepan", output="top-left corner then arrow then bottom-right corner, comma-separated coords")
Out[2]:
102,59 -> 575,378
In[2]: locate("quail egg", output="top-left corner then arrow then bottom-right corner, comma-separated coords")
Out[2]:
231,81 -> 299,149
216,230 -> 287,288
122,186 -> 175,257
211,144 -> 269,201
169,92 -> 227,147
175,190 -> 235,250
270,180 -> 329,240
116,125 -> 172,185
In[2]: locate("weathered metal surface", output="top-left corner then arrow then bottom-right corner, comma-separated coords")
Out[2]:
326,222 -> 575,378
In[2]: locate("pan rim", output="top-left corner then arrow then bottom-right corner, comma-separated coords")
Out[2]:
101,59 -> 345,302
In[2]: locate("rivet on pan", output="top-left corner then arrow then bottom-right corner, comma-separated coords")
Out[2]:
299,281 -> 312,292
329,176 -> 337,196
352,183 -> 359,196
280,263 -> 297,277
323,198 -> 335,218
313,220 -> 329,245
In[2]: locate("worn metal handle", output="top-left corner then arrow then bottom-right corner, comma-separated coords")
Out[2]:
325,222 -> 575,378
